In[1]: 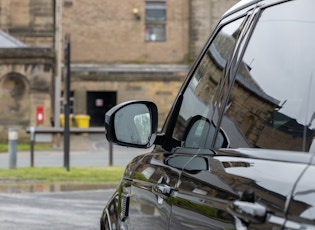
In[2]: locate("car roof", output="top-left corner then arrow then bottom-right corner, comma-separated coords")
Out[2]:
223,0 -> 299,20
228,0 -> 308,15
224,0 -> 261,15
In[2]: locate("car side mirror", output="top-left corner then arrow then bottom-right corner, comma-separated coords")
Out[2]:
105,100 -> 158,148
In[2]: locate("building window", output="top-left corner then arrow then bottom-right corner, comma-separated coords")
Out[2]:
145,1 -> 166,42
64,0 -> 74,7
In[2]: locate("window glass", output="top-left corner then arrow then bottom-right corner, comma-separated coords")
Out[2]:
171,17 -> 245,150
145,2 -> 166,21
145,1 -> 166,41
145,25 -> 165,41
221,0 -> 315,152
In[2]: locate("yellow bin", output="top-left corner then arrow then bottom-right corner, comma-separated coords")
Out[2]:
75,115 -> 90,135
59,114 -> 73,127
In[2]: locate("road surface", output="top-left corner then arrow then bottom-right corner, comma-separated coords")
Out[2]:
0,189 -> 114,230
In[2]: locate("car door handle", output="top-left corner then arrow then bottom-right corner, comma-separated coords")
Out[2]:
153,184 -> 176,205
227,200 -> 267,224
153,184 -> 173,197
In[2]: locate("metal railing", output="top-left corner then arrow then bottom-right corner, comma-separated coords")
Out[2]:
25,127 -> 113,169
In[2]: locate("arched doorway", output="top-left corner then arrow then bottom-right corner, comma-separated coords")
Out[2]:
0,73 -> 30,125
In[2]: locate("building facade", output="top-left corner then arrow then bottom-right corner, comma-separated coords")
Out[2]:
0,0 -> 238,142
0,0 -> 55,141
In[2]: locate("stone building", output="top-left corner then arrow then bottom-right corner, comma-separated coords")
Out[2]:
0,0 -> 55,46
0,0 -> 239,142
0,0 -> 55,142
0,47 -> 54,141
62,0 -> 238,128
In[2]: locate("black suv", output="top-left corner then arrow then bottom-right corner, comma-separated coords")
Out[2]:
100,0 -> 315,229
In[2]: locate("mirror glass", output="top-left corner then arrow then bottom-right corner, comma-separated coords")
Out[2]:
114,104 -> 152,145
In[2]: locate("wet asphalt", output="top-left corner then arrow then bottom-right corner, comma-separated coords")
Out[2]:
0,189 -> 115,230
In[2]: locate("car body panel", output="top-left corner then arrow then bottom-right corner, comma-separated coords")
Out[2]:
170,148 -> 312,229
122,151 -> 176,229
102,149 -> 193,230
286,156 -> 315,229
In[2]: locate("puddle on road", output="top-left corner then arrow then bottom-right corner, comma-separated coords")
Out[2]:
0,183 -> 117,193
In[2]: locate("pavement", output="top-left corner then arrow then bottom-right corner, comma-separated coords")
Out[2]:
0,133 -> 152,169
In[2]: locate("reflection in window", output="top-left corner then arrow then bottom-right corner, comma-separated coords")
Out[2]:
145,1 -> 166,41
221,1 -> 315,152
172,18 -> 245,149
134,113 -> 151,144
115,104 -> 150,145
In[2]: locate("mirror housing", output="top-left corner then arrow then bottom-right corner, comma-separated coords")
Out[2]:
105,100 -> 158,148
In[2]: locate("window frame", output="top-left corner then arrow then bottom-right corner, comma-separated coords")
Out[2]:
162,16 -> 251,152
145,1 -> 166,42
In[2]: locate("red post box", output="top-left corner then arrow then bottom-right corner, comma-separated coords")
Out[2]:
36,105 -> 44,124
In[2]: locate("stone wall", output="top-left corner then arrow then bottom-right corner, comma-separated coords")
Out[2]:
70,64 -> 188,127
0,48 -> 54,142
0,0 -> 55,47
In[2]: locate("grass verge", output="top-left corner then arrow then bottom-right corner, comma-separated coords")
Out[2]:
0,143 -> 52,153
0,166 -> 125,185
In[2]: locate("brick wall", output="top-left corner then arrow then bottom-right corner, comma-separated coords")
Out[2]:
0,0 -> 239,62
62,0 -> 190,64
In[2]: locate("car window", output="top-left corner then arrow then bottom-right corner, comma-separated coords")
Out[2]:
171,17 -> 246,150
221,0 -> 315,152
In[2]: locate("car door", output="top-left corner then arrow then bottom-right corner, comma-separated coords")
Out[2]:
164,12 -> 251,229
171,149 -> 312,229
